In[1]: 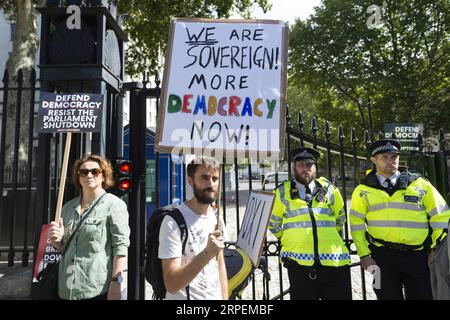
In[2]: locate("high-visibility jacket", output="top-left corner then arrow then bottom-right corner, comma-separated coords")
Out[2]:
269,177 -> 351,267
350,171 -> 450,257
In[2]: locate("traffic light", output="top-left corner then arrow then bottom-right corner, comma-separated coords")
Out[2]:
112,158 -> 132,197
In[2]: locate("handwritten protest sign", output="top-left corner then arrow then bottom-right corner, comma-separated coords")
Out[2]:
237,191 -> 275,267
156,18 -> 288,160
37,92 -> 103,133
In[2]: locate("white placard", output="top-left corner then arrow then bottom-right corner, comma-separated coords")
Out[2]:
156,18 -> 288,160
237,191 -> 275,267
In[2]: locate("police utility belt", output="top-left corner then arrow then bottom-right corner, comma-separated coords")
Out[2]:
365,232 -> 430,252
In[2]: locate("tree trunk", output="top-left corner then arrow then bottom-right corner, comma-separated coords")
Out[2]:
4,0 -> 42,170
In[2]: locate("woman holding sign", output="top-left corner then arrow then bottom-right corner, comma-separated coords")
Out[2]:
48,154 -> 130,300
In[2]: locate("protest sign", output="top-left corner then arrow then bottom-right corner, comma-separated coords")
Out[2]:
37,91 -> 104,222
37,92 -> 103,133
384,123 -> 423,152
33,224 -> 61,282
237,191 -> 275,267
155,18 -> 288,160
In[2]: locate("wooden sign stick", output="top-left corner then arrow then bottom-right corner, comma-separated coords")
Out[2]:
215,164 -> 222,231
54,132 -> 72,223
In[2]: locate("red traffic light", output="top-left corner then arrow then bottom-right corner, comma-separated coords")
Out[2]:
119,163 -> 131,174
110,158 -> 132,197
119,178 -> 131,191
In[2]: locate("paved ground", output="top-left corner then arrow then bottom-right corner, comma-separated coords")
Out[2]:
0,261 -> 32,299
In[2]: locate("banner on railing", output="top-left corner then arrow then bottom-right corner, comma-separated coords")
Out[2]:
384,123 -> 423,152
155,18 -> 288,160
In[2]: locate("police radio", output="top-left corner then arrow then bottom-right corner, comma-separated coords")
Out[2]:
315,187 -> 328,203
398,172 -> 410,189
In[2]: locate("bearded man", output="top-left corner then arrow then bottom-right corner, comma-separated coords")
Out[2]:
159,156 -> 228,300
269,147 -> 352,300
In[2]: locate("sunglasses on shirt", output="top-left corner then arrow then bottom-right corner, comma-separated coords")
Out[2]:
78,168 -> 102,177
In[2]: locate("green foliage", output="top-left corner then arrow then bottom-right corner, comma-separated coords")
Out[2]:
0,0 -> 17,20
289,0 -> 450,133
118,0 -> 270,77
0,0 -> 42,20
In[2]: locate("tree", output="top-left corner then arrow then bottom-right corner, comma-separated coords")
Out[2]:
0,0 -> 44,166
118,0 -> 271,76
0,0 -> 270,166
288,0 -> 450,136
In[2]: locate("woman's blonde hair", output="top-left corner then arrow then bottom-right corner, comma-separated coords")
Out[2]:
71,154 -> 115,189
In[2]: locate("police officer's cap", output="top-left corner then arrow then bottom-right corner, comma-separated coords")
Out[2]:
290,147 -> 320,162
369,139 -> 401,157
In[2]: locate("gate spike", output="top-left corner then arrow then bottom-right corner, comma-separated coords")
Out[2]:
2,69 -> 8,86
297,112 -> 304,131
325,121 -> 331,141
155,70 -> 161,87
338,125 -> 345,147
311,116 -> 318,136
286,105 -> 291,126
351,128 -> 358,147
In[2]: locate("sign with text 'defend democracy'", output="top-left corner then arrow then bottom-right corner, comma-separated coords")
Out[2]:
384,123 -> 423,152
37,92 -> 103,133
155,18 -> 288,160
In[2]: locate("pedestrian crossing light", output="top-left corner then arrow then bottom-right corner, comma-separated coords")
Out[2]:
112,158 -> 132,197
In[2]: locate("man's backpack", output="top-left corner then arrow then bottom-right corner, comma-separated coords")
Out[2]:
144,206 -> 188,300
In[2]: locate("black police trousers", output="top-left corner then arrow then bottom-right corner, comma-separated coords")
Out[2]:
370,245 -> 433,300
286,262 -> 352,300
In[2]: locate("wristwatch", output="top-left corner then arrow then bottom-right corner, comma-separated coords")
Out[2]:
111,274 -> 124,284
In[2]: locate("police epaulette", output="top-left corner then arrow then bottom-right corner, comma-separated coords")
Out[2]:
274,180 -> 287,190
408,172 -> 422,182
318,177 -> 333,188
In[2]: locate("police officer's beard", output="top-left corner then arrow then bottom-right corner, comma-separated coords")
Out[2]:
193,184 -> 217,205
295,172 -> 316,186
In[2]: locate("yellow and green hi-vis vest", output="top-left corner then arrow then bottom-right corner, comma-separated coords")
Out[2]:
350,171 -> 450,257
269,177 -> 351,267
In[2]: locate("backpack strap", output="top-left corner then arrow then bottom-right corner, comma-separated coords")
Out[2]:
167,209 -> 188,255
166,208 -> 190,300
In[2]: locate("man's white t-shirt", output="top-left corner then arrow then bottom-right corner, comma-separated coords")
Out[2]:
158,203 -> 228,300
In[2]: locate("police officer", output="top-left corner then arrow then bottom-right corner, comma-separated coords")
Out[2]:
350,139 -> 450,300
269,147 -> 352,300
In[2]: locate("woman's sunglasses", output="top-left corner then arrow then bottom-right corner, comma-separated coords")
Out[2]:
78,168 -> 102,177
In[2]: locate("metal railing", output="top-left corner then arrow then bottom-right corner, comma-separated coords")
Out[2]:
0,68 -> 39,267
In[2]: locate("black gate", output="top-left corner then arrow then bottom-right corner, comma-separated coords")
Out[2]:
127,77 -> 450,300
0,69 -> 38,268
0,65 -> 449,299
